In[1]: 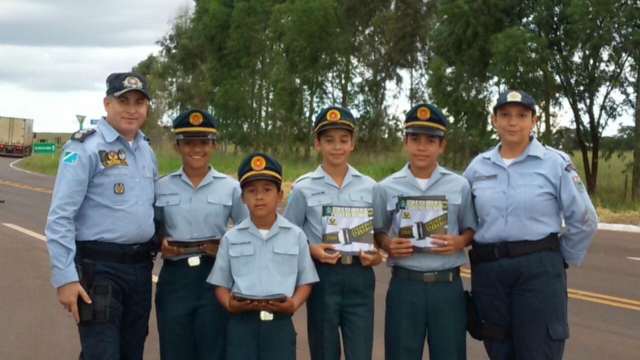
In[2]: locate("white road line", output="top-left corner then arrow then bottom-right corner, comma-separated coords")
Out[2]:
9,158 -> 50,177
1,223 -> 159,283
627,257 -> 640,261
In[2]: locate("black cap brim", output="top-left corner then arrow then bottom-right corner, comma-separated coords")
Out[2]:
493,102 -> 536,115
175,133 -> 216,141
240,175 -> 282,187
405,126 -> 445,137
315,123 -> 355,134
113,88 -> 150,99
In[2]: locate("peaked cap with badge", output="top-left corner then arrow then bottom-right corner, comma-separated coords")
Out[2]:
314,106 -> 356,134
106,72 -> 150,99
404,103 -> 448,137
172,109 -> 218,141
237,152 -> 283,187
493,90 -> 536,115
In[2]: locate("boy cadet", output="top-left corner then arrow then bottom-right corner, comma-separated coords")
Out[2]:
45,73 -> 157,360
154,109 -> 248,360
284,106 -> 381,360
208,152 -> 319,360
373,104 -> 477,360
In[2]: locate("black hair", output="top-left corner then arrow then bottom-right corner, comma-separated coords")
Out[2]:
241,180 -> 282,193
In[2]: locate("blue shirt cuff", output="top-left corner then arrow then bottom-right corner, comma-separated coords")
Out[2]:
559,241 -> 585,266
51,266 -> 79,289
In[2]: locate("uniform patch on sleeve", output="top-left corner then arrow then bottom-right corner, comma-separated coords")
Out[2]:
565,163 -> 578,173
573,176 -> 585,192
62,151 -> 78,165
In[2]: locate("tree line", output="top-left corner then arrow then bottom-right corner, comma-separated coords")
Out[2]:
133,0 -> 640,201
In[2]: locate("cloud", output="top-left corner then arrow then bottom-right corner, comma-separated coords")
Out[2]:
0,0 -> 189,47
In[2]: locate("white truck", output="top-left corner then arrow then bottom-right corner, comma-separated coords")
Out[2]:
0,117 -> 35,157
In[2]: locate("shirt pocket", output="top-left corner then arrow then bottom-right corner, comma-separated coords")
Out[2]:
471,181 -> 496,219
155,195 -> 181,229
446,194 -> 462,230
229,244 -> 255,276
349,192 -> 373,206
272,243 -> 299,275
306,194 -> 332,207
103,169 -> 131,206
514,181 -> 555,215
207,193 -> 233,225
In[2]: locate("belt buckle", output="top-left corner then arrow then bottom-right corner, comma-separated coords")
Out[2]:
341,255 -> 353,265
422,272 -> 436,283
260,311 -> 274,321
188,256 -> 201,267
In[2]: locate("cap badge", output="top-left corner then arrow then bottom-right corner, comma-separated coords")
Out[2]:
327,109 -> 341,122
122,76 -> 143,89
189,112 -> 204,126
507,91 -> 522,102
417,107 -> 431,120
251,156 -> 266,171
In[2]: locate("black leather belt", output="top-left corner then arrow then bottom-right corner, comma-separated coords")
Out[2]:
76,241 -> 153,264
392,266 -> 459,283
469,233 -> 559,265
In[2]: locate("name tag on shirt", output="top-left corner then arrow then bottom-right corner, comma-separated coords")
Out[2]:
474,174 -> 497,182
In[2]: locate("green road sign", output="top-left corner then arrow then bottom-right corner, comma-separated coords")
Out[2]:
33,143 -> 56,154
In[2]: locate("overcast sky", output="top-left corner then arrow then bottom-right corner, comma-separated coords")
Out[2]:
0,0 -> 632,135
0,0 -> 189,132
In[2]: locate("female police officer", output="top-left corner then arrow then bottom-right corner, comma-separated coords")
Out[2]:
463,90 -> 598,360
154,109 -> 248,360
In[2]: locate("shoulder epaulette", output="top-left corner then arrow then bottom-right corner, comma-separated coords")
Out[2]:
544,146 -> 570,162
70,128 -> 96,142
143,136 -> 151,145
293,174 -> 311,185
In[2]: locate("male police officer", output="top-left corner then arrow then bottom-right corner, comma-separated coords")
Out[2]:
46,72 -> 158,360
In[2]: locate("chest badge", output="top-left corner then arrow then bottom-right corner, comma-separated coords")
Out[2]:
114,183 -> 125,194
99,149 -> 129,168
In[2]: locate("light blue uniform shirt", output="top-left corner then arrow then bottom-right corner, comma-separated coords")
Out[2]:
154,166 -> 249,261
46,119 -> 158,288
373,164 -> 478,272
462,138 -> 598,265
207,214 -> 319,297
283,165 -> 377,245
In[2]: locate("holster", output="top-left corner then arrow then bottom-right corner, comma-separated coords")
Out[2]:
76,260 -> 118,326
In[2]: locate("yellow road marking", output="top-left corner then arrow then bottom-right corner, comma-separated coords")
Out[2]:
459,266 -> 640,311
0,178 -> 53,194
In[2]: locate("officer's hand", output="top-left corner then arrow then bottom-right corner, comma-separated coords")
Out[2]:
227,294 -> 261,314
387,238 -> 413,258
359,248 -> 382,266
310,243 -> 341,264
262,297 -> 296,314
200,243 -> 219,258
161,238 -> 184,259
57,282 -> 92,324
430,235 -> 465,255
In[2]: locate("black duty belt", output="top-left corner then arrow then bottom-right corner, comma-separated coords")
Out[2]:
468,233 -> 559,265
76,241 -> 153,264
392,266 -> 459,283
314,255 -> 363,266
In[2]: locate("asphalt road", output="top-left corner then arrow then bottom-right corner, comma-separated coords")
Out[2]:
0,156 -> 639,359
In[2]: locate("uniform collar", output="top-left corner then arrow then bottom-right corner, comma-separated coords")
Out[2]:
98,118 -> 145,145
310,164 -> 361,188
483,137 -> 545,165
173,166 -> 225,188
236,214 -> 292,240
394,163 -> 450,192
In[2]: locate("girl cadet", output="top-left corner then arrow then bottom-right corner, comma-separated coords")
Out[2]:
463,90 -> 598,360
284,106 -> 382,360
154,109 -> 248,360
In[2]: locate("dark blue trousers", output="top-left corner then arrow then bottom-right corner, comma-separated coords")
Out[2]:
75,244 -> 153,360
155,256 -> 228,360
227,311 -> 296,360
472,250 -> 569,360
306,260 -> 375,360
384,269 -> 467,360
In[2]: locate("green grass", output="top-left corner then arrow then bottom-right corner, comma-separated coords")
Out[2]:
17,145 -> 639,223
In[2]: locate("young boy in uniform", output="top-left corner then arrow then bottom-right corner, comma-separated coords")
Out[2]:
284,106 -> 381,360
208,152 -> 319,360
373,104 -> 477,360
